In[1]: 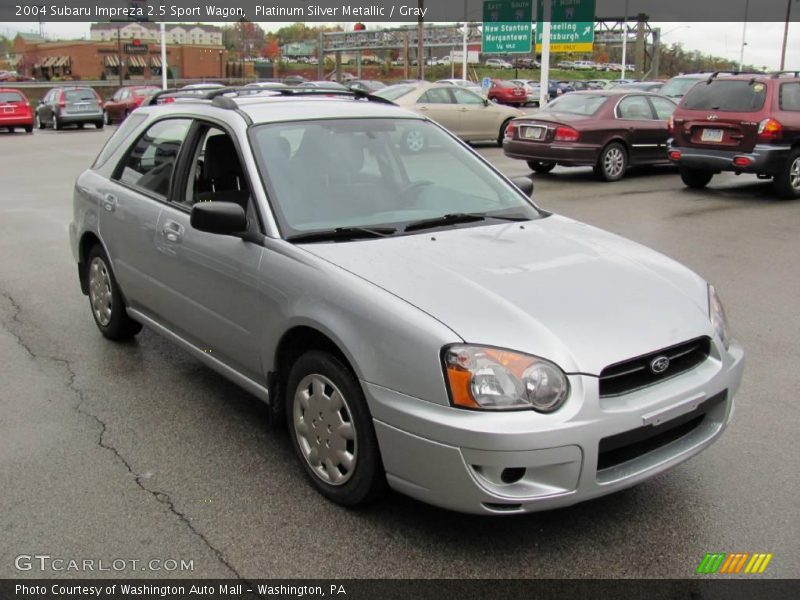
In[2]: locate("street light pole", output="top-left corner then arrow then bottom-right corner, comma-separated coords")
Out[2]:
116,25 -> 123,87
621,0 -> 628,80
739,0 -> 749,71
780,0 -> 796,70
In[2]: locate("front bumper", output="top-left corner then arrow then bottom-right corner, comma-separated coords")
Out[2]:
365,341 -> 744,514
667,141 -> 791,175
504,138 -> 601,166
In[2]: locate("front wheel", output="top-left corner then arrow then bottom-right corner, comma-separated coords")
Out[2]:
596,142 -> 627,182
103,111 -> 110,126
679,167 -> 715,189
86,245 -> 142,340
36,113 -> 44,129
497,119 -> 513,146
527,160 -> 556,174
95,120 -> 104,130
286,351 -> 386,507
773,149 -> 800,199
53,114 -> 62,130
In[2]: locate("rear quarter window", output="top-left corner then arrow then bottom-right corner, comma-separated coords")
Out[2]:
681,80 -> 767,112
780,82 -> 800,111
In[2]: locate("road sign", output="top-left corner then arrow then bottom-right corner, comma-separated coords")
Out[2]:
535,0 -> 596,53
482,0 -> 533,54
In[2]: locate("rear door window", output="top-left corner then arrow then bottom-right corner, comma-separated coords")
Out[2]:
681,80 -> 767,112
617,96 -> 655,120
779,82 -> 800,111
418,88 -> 452,104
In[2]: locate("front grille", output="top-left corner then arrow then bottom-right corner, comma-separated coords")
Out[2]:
597,391 -> 726,472
599,337 -> 711,398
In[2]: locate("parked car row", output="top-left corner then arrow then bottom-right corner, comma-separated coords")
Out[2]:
502,71 -> 800,198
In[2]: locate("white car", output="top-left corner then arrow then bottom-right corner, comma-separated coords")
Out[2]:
485,59 -> 513,70
435,78 -> 484,94
572,61 -> 596,71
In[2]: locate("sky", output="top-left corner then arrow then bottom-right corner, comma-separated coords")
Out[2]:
2,21 -> 798,71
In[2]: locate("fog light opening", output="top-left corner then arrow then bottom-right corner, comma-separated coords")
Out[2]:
500,467 -> 526,484
668,150 -> 682,161
732,156 -> 752,167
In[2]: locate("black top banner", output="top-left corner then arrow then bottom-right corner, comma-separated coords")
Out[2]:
1,0 -> 799,23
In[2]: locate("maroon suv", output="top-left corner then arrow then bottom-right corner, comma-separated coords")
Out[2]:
667,72 -> 800,198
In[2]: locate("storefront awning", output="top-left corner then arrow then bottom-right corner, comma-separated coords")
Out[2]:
127,56 -> 146,68
104,55 -> 120,68
40,56 -> 58,68
54,56 -> 70,68
40,55 -> 70,68
150,56 -> 162,68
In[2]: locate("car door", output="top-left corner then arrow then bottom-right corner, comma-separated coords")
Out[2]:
100,117 -> 193,316
615,95 -> 664,164
151,122 -> 265,380
415,87 -> 460,135
451,86 -> 498,140
647,95 -> 678,161
38,89 -> 54,124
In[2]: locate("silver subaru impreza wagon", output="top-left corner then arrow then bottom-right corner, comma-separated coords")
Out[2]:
70,88 -> 744,514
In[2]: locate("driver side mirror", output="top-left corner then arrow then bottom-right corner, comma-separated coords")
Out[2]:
191,201 -> 247,236
510,176 -> 534,198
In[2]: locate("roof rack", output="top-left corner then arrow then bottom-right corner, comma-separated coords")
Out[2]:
147,86 -> 396,108
771,70 -> 800,78
705,70 -> 765,83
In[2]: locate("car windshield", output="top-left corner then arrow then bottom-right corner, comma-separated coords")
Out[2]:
250,118 -> 541,237
660,77 -> 703,98
0,91 -> 24,102
374,84 -> 416,100
544,94 -> 608,115
65,89 -> 96,102
681,80 -> 768,112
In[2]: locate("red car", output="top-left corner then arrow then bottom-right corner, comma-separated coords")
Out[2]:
0,88 -> 34,133
488,79 -> 527,106
503,90 -> 677,181
667,72 -> 800,198
103,86 -> 160,124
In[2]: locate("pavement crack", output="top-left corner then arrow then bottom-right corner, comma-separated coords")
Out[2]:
1,290 -> 245,580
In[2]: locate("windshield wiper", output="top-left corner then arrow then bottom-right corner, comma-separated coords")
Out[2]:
286,226 -> 397,243
403,212 -> 529,233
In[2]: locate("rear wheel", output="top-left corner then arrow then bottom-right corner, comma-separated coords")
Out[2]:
86,245 -> 142,340
24,125 -> 33,133
95,120 -> 104,130
680,167 -> 715,189
53,114 -> 62,130
773,149 -> 800,199
596,142 -> 627,182
286,351 -> 386,506
527,160 -> 556,174
497,119 -> 513,146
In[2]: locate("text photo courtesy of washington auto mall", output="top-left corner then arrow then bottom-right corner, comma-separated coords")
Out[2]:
0,0 -> 798,598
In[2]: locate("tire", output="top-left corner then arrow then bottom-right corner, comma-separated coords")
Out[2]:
86,245 -> 142,340
103,111 -> 110,126
596,142 -> 627,182
24,125 -> 33,133
286,351 -> 386,507
7,127 -> 14,133
498,119 -> 513,146
53,114 -> 62,130
95,120 -> 104,130
403,128 -> 425,153
36,113 -> 44,129
527,160 -> 556,174
679,167 -> 714,190
77,122 -> 84,129
773,148 -> 800,199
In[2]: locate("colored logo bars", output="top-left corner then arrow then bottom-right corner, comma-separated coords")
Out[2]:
697,552 -> 774,574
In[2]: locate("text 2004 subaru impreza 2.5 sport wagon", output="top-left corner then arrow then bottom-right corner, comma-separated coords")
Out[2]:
70,89 -> 744,515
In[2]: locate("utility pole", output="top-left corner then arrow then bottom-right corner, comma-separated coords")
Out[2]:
739,0 -> 749,71
621,0 -> 628,79
116,25 -> 123,87
417,0 -> 424,80
462,0 -> 468,80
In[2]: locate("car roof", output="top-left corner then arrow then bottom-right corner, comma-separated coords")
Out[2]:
236,95 -> 424,124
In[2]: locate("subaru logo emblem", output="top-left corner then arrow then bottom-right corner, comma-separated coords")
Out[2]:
650,356 -> 670,374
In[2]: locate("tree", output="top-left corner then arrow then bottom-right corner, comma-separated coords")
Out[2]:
261,37 -> 280,61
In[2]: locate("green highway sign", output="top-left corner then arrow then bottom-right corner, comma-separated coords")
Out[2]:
535,0 -> 596,53
482,0 -> 533,54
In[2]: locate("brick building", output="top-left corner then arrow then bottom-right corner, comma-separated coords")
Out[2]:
12,33 -> 228,81
90,22 -> 223,46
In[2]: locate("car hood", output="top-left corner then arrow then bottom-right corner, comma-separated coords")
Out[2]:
300,215 -> 713,375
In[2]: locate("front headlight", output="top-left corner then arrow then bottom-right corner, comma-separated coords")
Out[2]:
443,346 -> 569,412
708,284 -> 731,350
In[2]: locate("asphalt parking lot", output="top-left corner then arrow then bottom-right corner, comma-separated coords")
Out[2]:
0,126 -> 798,579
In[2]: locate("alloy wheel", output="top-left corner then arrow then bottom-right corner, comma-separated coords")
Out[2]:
88,257 -> 113,326
292,373 -> 357,486
790,157 -> 800,191
604,147 -> 625,178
